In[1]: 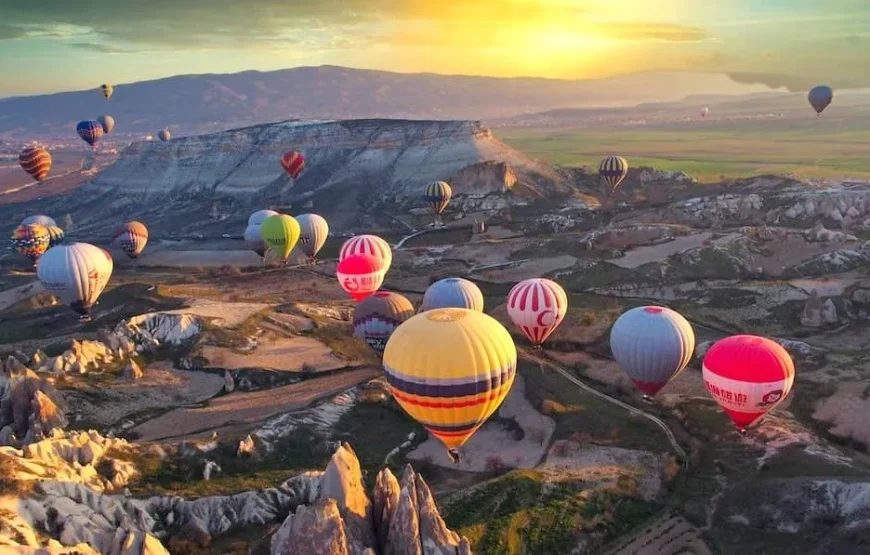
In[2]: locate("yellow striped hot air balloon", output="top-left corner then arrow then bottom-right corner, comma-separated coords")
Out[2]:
383,308 -> 517,463
599,155 -> 628,194
424,181 -> 452,226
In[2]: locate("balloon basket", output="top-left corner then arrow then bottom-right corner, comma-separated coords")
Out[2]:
641,394 -> 655,405
79,315 -> 92,324
447,449 -> 461,464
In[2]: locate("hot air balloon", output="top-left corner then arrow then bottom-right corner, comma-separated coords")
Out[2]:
45,226 -> 65,248
808,85 -> 833,116
599,156 -> 628,193
353,291 -> 414,354
339,235 -> 392,274
244,224 -> 267,258
248,210 -> 279,227
19,147 -> 52,181
157,129 -> 171,142
296,213 -> 329,260
11,224 -> 50,264
100,84 -> 113,99
21,215 -> 56,227
610,306 -> 695,399
77,120 -> 103,149
383,308 -> 517,462
506,278 -> 568,347
37,243 -> 113,321
336,254 -> 384,302
113,221 -> 148,259
700,107 -> 709,119
424,181 -> 452,226
261,214 -> 300,261
702,335 -> 795,432
280,151 -> 305,180
97,115 -> 115,134
421,278 -> 484,313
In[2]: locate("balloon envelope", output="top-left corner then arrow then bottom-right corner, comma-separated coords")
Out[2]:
609,306 -> 695,396
702,335 -> 795,430
383,308 -> 517,457
11,224 -> 50,263
19,147 -> 52,181
37,243 -> 113,316
424,181 -> 452,215
77,121 -> 103,148
421,278 -> 484,312
97,115 -> 115,134
248,209 -> 279,227
21,215 -> 56,227
261,214 -> 300,260
45,226 -> 65,248
281,151 -> 305,179
157,129 -> 171,142
100,84 -> 113,99
599,156 -> 628,193
353,291 -> 414,353
113,221 -> 148,259
336,254 -> 384,302
339,235 -> 392,274
808,85 -> 833,115
296,213 -> 329,258
506,278 -> 568,346
244,224 -> 267,257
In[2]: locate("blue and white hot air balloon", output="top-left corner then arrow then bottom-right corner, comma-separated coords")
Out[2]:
421,278 -> 484,313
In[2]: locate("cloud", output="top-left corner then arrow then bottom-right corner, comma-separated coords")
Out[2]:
68,42 -> 137,54
0,24 -> 27,40
607,23 -> 709,43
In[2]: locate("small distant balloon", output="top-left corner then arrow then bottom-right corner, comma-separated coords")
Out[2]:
281,151 -> 305,180
700,107 -> 709,118
113,221 -> 149,259
11,224 -> 50,264
599,155 -> 628,193
19,147 -> 52,181
295,213 -> 329,259
424,181 -> 452,216
100,84 -> 113,99
808,85 -> 833,116
77,120 -> 104,149
157,129 -> 171,142
97,115 -> 115,134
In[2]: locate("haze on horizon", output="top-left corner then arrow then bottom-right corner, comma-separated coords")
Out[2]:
0,0 -> 867,97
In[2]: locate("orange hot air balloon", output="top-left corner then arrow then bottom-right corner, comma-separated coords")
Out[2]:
19,147 -> 52,181
280,150 -> 305,180
702,335 -> 795,432
336,254 -> 384,302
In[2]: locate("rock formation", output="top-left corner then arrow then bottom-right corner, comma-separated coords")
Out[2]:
271,443 -> 471,555
0,367 -> 67,447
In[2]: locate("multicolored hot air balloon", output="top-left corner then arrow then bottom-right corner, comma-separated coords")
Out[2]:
353,291 -> 415,354
808,85 -> 833,116
383,308 -> 517,463
261,214 -> 300,261
97,115 -> 115,134
248,210 -> 279,227
113,221 -> 148,259
339,235 -> 392,274
11,224 -> 50,264
19,147 -> 52,181
280,151 -> 305,180
21,215 -> 56,227
336,254 -> 384,302
702,335 -> 795,432
100,84 -> 113,99
45,226 -> 65,248
610,306 -> 695,399
77,120 -> 103,149
37,243 -> 113,321
599,156 -> 628,193
296,213 -> 329,260
506,278 -> 568,347
157,129 -> 171,142
244,225 -> 267,258
424,181 -> 452,224
421,278 -> 484,313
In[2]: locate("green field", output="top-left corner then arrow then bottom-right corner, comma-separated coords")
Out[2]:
498,125 -> 870,183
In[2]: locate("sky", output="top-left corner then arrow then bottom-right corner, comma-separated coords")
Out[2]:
0,0 -> 867,96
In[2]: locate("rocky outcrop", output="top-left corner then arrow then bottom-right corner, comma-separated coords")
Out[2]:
803,221 -> 858,243
271,443 -> 470,555
801,291 -> 839,328
448,161 -> 516,197
0,367 -> 66,447
667,194 -> 765,227
116,313 -> 201,350
637,168 -> 696,184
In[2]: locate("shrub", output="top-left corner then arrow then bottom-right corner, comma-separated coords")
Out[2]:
485,455 -> 509,474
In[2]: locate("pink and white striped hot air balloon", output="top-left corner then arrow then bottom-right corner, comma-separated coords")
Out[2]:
506,278 -> 568,347
339,235 -> 392,274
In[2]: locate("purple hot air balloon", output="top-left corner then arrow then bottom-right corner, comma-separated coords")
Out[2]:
76,120 -> 103,149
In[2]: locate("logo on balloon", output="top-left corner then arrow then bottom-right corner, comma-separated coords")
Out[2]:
536,310 -> 555,327
759,390 -> 783,407
343,277 -> 360,292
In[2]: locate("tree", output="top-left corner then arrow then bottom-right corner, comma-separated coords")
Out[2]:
60,214 -> 74,231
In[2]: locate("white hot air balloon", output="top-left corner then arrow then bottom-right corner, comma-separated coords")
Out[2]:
506,278 -> 568,347
296,213 -> 329,260
248,209 -> 279,227
37,243 -> 113,321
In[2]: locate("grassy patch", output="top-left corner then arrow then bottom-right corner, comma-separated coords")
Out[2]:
308,323 -> 380,365
443,469 -> 659,555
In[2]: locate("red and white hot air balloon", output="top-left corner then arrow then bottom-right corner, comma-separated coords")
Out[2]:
280,150 -> 305,180
339,234 -> 392,274
702,335 -> 795,432
336,254 -> 384,302
506,278 -> 567,347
